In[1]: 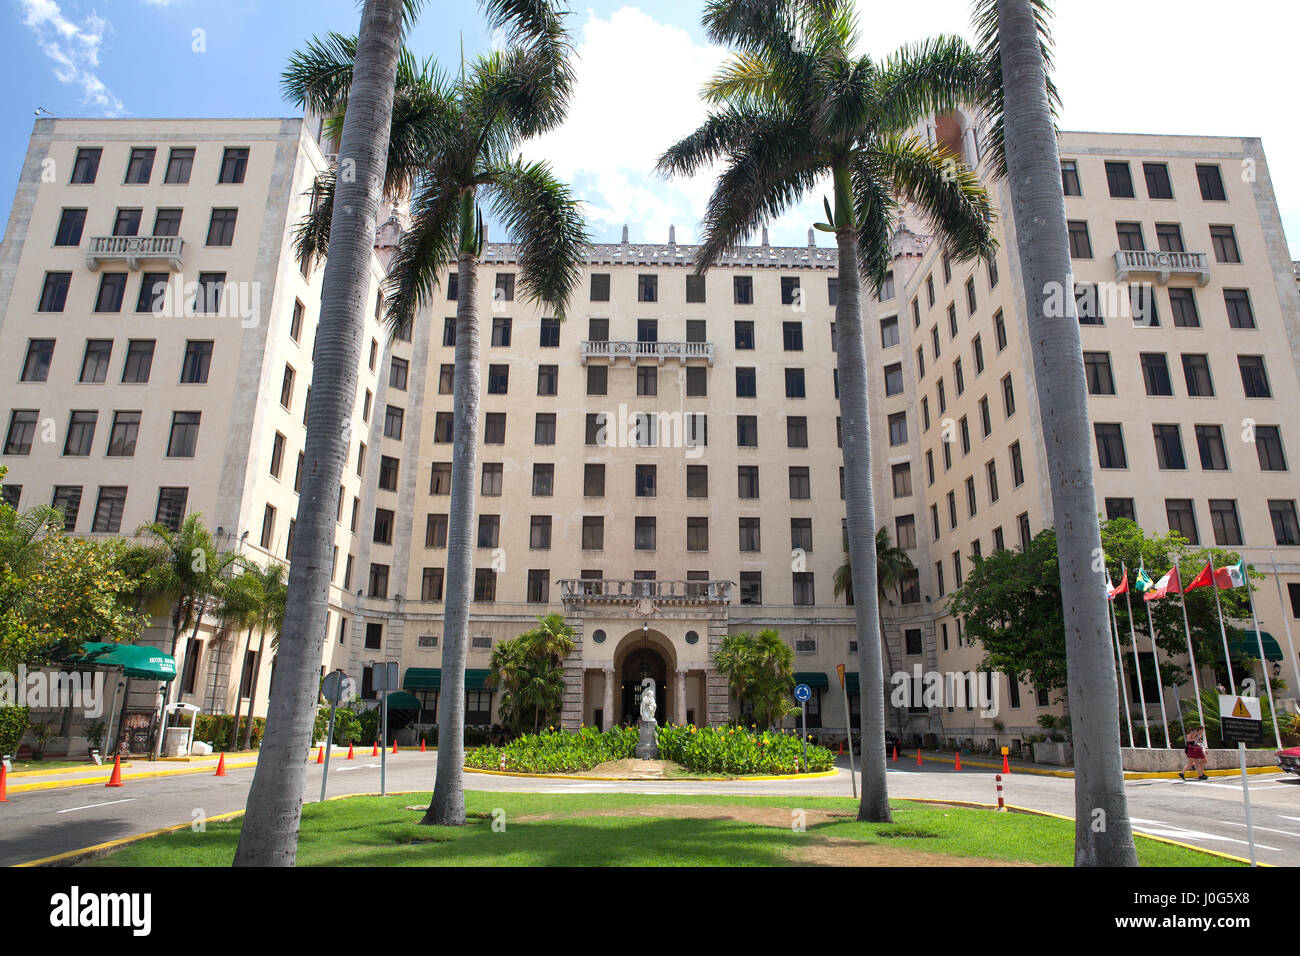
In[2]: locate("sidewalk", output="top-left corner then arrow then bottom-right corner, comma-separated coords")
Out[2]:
894,748 -> 1281,780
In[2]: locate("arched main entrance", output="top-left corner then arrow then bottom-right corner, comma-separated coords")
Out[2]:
613,628 -> 676,726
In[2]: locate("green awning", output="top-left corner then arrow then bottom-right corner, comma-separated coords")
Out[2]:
403,668 -> 441,691
845,672 -> 860,696
795,672 -> 829,690
402,668 -> 493,691
1229,632 -> 1284,662
58,642 -> 177,681
386,691 -> 421,712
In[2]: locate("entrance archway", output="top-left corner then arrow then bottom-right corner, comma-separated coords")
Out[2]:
612,628 -> 677,726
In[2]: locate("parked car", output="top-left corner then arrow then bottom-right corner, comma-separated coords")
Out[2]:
1276,746 -> 1300,775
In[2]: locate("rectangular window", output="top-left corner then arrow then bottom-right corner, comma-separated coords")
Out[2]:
426,513 -> 448,548
125,147 -> 155,184
529,515 -> 552,550
491,317 -> 512,347
539,317 -> 560,348
581,516 -> 604,551
986,460 -> 1000,503
206,208 -> 238,246
785,368 -> 806,399
590,273 -> 610,301
90,487 -> 127,533
153,208 -> 182,236
738,517 -> 761,553
1256,426 -> 1287,471
1106,498 -> 1136,522
106,411 -> 140,457
1238,355 -> 1271,398
637,274 -> 658,303
1010,441 -> 1025,486
737,465 -> 760,499
155,487 -> 188,531
487,363 -> 510,395
71,147 -> 102,184
733,276 -> 753,305
1211,226 -> 1241,263
888,412 -> 907,446
52,486 -> 83,531
55,208 -> 86,246
792,573 -> 814,606
63,411 -> 97,457
94,273 -> 127,313
121,340 -> 155,384
1143,162 -> 1174,199
422,568 -> 445,602
1105,161 -> 1135,198
1209,499 -> 1243,546
583,463 -> 605,497
1156,223 -> 1185,253
1166,499 -> 1199,545
195,272 -> 226,313
180,340 -> 213,384
1153,424 -> 1186,470
480,462 -> 503,496
1061,160 -> 1082,196
737,415 -> 758,448
79,339 -> 112,383
167,411 -> 201,458
372,508 -> 394,545
1084,352 -> 1114,395
1224,290 -> 1255,329
1094,423 -> 1127,469
534,413 -> 556,445
1169,288 -> 1200,328
1001,374 -> 1016,416
782,321 -> 803,351
1181,354 -> 1214,397
1067,221 -> 1092,258
994,311 -> 1007,351
219,147 -> 249,184
788,466 -> 811,500
635,516 -> 656,551
734,320 -> 755,349
477,514 -> 500,549
1141,353 -> 1174,396
1197,164 -> 1227,201
1195,425 -> 1228,471
686,517 -> 709,552
7,410 -> 37,455
687,464 -> 709,498
112,207 -> 143,237
164,147 -> 194,184
1270,501 -> 1300,546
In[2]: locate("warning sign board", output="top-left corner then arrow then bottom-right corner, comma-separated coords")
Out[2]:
1219,694 -> 1264,746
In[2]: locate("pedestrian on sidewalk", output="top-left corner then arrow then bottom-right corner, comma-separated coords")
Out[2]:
1179,726 -> 1209,781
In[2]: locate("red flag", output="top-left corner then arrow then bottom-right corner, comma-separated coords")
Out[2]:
1107,571 -> 1127,599
1143,566 -> 1181,601
1184,561 -> 1215,591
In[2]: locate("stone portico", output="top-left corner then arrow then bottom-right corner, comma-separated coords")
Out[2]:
557,579 -> 733,731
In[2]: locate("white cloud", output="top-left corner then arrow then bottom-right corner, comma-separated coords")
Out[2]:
17,0 -> 126,115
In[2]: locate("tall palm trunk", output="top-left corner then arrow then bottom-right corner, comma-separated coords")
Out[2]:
229,626 -> 253,750
996,0 -> 1136,866
234,0 -> 404,867
833,175 -> 890,822
424,226 -> 481,827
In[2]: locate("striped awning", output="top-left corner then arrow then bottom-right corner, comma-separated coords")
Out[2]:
794,672 -> 829,690
402,668 -> 493,691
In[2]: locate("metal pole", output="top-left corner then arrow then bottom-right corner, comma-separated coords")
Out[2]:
1122,565 -> 1152,748
1270,553 -> 1300,703
320,702 -> 337,804
1239,742 -> 1257,867
1109,595 -> 1135,746
799,700 -> 807,772
1141,596 -> 1172,747
841,675 -> 857,798
381,690 -> 389,797
1244,577 -> 1282,749
1178,584 -> 1206,732
1209,561 -> 1237,695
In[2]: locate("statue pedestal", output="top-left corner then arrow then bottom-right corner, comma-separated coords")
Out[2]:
635,720 -> 659,760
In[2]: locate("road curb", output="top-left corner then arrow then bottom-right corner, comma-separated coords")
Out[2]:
463,767 -> 840,782
914,752 -> 1284,781
6,759 -> 261,794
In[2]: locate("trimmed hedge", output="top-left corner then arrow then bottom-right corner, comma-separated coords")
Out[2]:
192,714 -> 265,751
658,725 -> 835,775
466,726 -> 637,773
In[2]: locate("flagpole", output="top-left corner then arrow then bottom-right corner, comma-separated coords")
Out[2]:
1109,590 -> 1135,747
1176,567 -> 1206,732
1122,563 -> 1152,748
1243,564 -> 1282,749
1208,560 -> 1237,696
1140,571 -> 1173,748
1270,552 -> 1300,707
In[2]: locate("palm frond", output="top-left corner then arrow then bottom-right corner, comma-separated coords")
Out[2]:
381,175 -> 463,335
970,0 -> 1061,179
293,169 -> 336,265
484,157 -> 588,319
281,33 -> 362,114
872,36 -> 987,137
702,0 -> 848,50
656,106 -> 781,179
867,134 -> 996,264
848,153 -> 898,290
469,42 -> 574,142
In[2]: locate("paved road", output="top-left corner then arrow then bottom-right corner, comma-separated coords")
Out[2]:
2,752 -> 1295,865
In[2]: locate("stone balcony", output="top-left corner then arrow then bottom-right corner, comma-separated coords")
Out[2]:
559,578 -> 732,605
1113,249 -> 1211,286
86,235 -> 184,271
580,340 -> 715,366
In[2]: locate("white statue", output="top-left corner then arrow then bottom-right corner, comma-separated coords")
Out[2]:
639,677 -> 657,722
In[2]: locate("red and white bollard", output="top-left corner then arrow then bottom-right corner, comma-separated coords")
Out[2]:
499,755 -> 506,771
995,773 -> 1007,812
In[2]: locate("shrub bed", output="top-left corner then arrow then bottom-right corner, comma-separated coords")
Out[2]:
658,725 -> 835,775
193,714 -> 265,751
0,705 -> 29,757
466,726 -> 636,773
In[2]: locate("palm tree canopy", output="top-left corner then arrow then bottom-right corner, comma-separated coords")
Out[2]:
658,0 -> 996,289
282,0 -> 587,335
834,526 -> 914,600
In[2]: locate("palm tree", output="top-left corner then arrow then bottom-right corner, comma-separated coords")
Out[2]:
714,633 -> 758,717
283,1 -> 583,829
135,514 -> 239,713
971,0 -> 1137,866
241,561 -> 289,754
214,566 -> 263,750
835,527 -> 914,735
660,0 -> 994,822
487,636 -> 530,732
234,0 -> 419,869
750,628 -> 796,729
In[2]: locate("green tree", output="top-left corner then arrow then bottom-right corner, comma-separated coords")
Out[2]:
241,562 -> 287,752
712,630 -> 796,729
661,0 -> 994,823
486,614 -> 575,733
236,0 -> 423,868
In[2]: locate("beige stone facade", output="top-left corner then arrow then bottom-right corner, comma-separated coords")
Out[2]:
3,115 -> 1299,757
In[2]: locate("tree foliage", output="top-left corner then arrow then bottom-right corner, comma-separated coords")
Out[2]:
487,613 -> 575,733
713,629 -> 796,729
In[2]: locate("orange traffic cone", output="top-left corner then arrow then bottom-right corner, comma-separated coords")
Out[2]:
954,750 -> 962,772
371,741 -> 379,757
420,738 -> 426,753
0,762 -> 7,802
915,747 -> 923,767
316,746 -> 325,764
392,740 -> 399,755
347,743 -> 355,761
1001,752 -> 1010,774
214,753 -> 227,777
106,755 -> 123,788
891,744 -> 898,762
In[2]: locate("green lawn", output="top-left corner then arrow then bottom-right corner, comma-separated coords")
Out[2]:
86,792 -> 1241,867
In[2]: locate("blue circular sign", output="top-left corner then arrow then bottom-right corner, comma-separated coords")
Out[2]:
794,683 -> 812,702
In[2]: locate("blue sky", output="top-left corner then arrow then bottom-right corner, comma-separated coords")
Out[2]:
4,0 -> 1300,255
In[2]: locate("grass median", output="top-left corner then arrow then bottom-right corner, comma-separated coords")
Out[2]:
83,792 -> 1240,867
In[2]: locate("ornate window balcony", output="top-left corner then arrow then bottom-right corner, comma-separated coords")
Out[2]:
1113,249 -> 1210,287
559,578 -> 731,604
86,236 -> 184,271
581,340 -> 714,366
